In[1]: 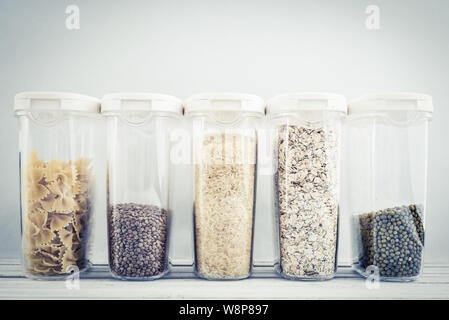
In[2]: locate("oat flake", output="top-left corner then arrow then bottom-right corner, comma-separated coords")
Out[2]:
276,125 -> 339,279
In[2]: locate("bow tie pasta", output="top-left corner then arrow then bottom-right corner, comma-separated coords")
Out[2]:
23,150 -> 93,276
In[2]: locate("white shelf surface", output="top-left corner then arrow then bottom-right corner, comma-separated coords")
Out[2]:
1,261 -> 448,299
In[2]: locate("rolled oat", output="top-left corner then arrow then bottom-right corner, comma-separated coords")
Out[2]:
276,125 -> 340,279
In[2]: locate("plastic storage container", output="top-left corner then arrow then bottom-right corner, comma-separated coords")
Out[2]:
267,93 -> 346,280
14,92 -> 100,279
185,93 -> 263,280
348,93 -> 433,281
102,93 -> 182,280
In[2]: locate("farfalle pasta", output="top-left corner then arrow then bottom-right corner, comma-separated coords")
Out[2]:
23,150 -> 92,276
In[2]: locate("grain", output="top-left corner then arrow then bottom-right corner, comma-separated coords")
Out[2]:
108,203 -> 168,279
194,133 -> 256,279
276,125 -> 339,279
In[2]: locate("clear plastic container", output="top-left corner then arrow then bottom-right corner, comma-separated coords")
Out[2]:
14,92 -> 100,280
101,93 -> 182,280
266,93 -> 347,280
184,93 -> 263,280
347,93 -> 433,281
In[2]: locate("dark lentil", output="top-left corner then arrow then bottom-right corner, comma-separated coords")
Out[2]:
358,204 -> 424,278
108,203 -> 168,278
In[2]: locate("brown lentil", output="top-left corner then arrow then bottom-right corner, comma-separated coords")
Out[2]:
108,203 -> 168,279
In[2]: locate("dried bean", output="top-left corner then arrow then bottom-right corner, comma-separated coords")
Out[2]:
358,204 -> 424,278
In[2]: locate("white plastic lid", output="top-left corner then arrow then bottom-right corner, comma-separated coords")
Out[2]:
348,93 -> 433,114
14,92 -> 100,114
101,93 -> 182,114
266,92 -> 347,114
184,93 -> 265,115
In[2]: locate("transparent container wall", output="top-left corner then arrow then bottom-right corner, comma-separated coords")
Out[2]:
348,111 -> 430,281
191,112 -> 258,280
17,111 -> 97,279
272,111 -> 342,280
106,112 -> 176,280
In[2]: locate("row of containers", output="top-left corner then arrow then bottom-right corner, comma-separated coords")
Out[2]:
14,92 -> 432,281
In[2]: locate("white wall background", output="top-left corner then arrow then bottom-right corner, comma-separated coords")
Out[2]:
1,0 -> 448,266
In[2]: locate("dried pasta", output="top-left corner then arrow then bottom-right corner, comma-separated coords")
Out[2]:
23,150 -> 92,276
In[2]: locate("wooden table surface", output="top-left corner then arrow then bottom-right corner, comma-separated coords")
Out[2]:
1,261 -> 448,299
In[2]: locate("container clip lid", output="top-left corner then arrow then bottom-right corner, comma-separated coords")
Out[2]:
266,92 -> 347,115
14,92 -> 100,114
348,93 -> 433,114
101,93 -> 182,114
184,93 -> 265,115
